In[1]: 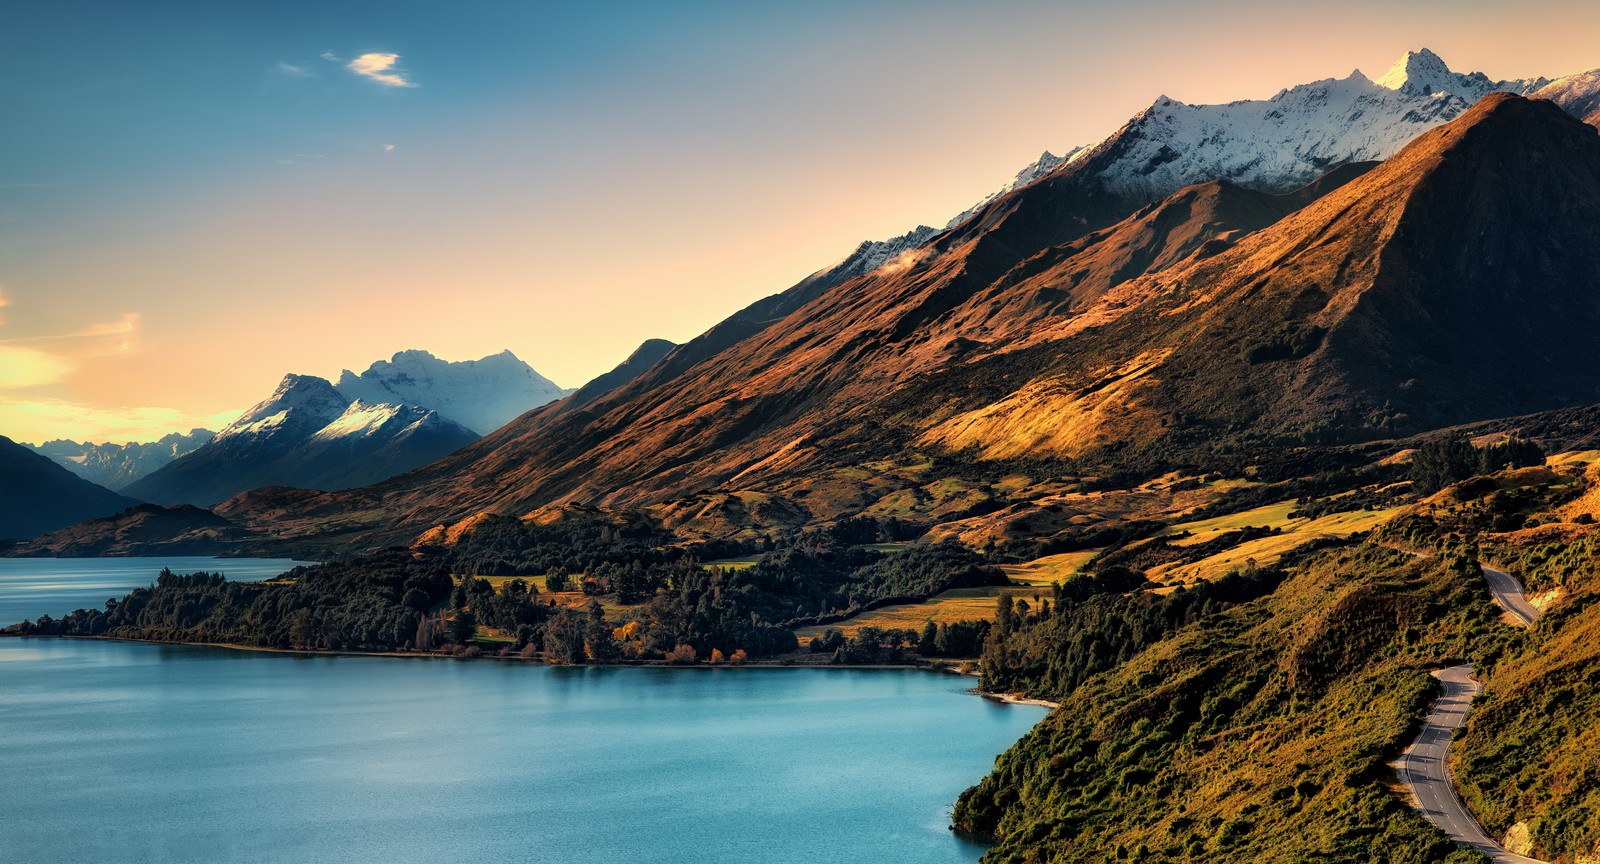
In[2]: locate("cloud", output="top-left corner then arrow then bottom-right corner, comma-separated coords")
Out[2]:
320,51 -> 340,62
383,143 -> 396,153
0,286 -> 8,324
0,308 -> 142,390
0,345 -> 71,389
273,61 -> 314,79
0,397 -> 243,445
347,53 -> 416,88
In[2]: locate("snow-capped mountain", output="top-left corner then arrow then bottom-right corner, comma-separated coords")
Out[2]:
945,147 -> 1085,229
845,48 -> 1599,264
28,429 -> 214,491
213,374 -> 350,444
123,374 -> 478,507
1372,47 -> 1546,99
1534,69 -> 1600,126
335,349 -> 570,436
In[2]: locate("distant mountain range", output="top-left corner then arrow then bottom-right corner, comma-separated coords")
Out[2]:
117,347 -> 666,508
27,430 -> 214,491
336,349 -> 572,436
120,372 -> 480,507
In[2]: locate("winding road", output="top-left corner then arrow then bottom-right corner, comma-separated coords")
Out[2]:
1397,564 -> 1545,863
1480,565 -> 1538,628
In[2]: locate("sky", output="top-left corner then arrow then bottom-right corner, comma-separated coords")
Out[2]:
3,0 -> 1600,444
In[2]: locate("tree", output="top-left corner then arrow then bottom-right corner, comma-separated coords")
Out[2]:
919,620 -> 939,655
544,568 -> 570,593
445,609 -> 477,644
666,644 -> 697,665
1410,434 -> 1480,493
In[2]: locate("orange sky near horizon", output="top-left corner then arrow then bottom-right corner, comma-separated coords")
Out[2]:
4,0 -> 1600,444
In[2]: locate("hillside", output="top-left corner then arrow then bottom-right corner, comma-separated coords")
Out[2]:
0,436 -> 140,541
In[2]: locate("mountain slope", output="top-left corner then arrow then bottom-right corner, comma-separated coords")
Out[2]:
208,152 -> 1379,544
124,375 -> 479,507
0,435 -> 140,541
28,429 -> 214,491
566,338 -> 678,410
335,349 -> 569,436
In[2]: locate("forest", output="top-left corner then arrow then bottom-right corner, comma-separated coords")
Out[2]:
17,515 -> 1007,664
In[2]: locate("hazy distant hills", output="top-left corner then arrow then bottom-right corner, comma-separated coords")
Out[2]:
0,436 -> 138,541
27,430 -> 214,491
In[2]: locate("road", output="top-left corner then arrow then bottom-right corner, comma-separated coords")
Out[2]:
1480,565 -> 1539,628
1398,666 -> 1545,863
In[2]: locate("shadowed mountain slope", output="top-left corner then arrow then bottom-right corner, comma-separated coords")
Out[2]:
0,436 -> 140,541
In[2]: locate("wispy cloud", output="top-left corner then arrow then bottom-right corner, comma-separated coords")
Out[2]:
275,153 -> 330,167
320,51 -> 340,62
0,286 -> 8,325
0,302 -> 141,390
383,143 -> 396,153
272,61 -> 314,79
0,397 -> 242,445
347,52 -> 416,88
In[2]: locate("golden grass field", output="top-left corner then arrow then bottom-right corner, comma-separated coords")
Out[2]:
1150,505 -> 1401,583
792,550 -> 1096,644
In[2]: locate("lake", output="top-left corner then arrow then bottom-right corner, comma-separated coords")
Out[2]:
0,559 -> 1047,864
0,556 -> 315,628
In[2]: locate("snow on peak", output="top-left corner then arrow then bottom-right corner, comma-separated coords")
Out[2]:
946,146 -> 1086,230
216,374 -> 349,441
335,349 -> 571,435
1374,47 -> 1547,100
309,399 -> 408,442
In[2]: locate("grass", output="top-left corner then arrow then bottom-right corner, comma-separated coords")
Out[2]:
1159,500 -> 1303,545
1547,449 -> 1600,468
1152,506 -> 1402,582
462,573 -> 554,592
1001,549 -> 1101,586
703,555 -> 764,570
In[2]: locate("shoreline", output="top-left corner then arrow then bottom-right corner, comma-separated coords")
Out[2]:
5,633 -> 1058,709
7,633 -> 962,674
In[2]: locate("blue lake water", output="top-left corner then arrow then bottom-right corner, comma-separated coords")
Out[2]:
0,559 -> 1046,864
0,556 -> 315,627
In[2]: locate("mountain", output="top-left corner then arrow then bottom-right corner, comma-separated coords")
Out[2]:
214,90 -> 1600,552
335,349 -> 569,436
566,338 -> 678,410
7,503 -> 255,557
58,51 -> 1600,554
0,435 -> 140,541
1534,68 -> 1600,127
123,375 -> 479,507
921,93 -> 1600,457
28,429 -> 214,491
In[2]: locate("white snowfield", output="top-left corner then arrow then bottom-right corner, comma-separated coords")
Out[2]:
336,349 -> 571,436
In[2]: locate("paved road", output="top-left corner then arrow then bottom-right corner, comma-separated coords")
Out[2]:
1398,666 -> 1545,864
1480,565 -> 1539,628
